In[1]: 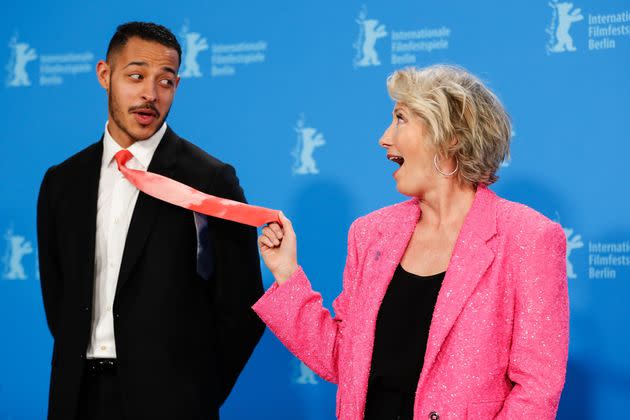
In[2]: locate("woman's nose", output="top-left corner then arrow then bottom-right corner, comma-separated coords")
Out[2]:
379,125 -> 393,148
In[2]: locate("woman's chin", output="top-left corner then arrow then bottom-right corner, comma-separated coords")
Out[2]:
394,180 -> 425,198
395,184 -> 415,197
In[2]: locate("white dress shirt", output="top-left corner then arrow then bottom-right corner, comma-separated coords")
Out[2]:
86,121 -> 167,358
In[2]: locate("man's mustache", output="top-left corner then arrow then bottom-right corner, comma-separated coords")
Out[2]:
129,103 -> 160,118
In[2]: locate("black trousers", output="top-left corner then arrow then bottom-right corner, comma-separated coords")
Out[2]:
76,360 -> 124,420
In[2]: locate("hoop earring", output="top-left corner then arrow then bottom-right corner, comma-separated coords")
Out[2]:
433,154 -> 458,177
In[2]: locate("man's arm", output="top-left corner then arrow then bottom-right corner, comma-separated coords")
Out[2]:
210,164 -> 265,405
37,167 -> 63,339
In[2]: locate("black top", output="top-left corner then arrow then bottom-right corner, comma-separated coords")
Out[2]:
364,264 -> 445,420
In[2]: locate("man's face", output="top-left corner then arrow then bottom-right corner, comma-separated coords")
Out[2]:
96,37 -> 180,147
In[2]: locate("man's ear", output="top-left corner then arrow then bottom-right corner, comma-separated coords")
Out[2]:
96,60 -> 111,91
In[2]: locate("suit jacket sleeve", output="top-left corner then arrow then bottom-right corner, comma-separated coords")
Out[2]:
211,164 -> 265,405
37,166 -> 63,339
251,220 -> 359,384
497,222 -> 569,419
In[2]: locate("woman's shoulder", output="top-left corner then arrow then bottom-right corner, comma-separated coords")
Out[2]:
494,194 -> 564,241
351,198 -> 419,232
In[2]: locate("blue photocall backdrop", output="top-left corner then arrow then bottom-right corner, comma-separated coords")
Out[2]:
1,0 -> 629,418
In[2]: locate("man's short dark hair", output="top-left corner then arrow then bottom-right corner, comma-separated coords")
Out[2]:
106,21 -> 182,67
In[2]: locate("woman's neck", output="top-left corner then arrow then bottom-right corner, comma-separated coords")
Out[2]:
417,181 -> 477,232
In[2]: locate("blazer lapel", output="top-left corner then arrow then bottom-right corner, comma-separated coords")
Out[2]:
374,199 -> 421,294
355,199 -> 421,401
364,200 -> 421,343
74,141 -> 103,309
418,187 -> 498,390
115,127 -> 178,294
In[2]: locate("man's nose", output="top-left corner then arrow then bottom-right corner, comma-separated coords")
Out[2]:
141,81 -> 158,102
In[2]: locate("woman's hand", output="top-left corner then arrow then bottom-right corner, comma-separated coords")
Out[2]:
258,212 -> 298,285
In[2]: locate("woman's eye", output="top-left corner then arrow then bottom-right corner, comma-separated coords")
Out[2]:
396,113 -> 405,124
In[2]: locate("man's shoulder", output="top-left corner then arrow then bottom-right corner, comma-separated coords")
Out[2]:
174,134 -> 227,171
169,130 -> 240,191
46,140 -> 102,180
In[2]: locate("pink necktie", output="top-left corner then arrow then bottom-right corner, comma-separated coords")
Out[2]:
114,149 -> 280,227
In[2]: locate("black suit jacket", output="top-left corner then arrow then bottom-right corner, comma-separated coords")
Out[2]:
37,127 -> 264,419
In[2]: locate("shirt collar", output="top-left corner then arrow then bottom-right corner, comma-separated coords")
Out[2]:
102,121 -> 168,169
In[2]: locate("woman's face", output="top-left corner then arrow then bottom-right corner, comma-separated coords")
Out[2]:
379,102 -> 437,197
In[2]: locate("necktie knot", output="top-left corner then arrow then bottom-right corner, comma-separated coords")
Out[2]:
114,149 -> 133,171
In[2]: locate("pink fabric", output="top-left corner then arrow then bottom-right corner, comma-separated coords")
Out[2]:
114,149 -> 280,227
253,187 -> 569,419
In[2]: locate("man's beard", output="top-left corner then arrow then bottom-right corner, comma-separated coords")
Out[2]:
108,77 -> 170,142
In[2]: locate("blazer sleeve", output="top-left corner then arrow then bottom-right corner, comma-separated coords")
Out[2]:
252,220 -> 359,384
497,222 -> 569,419
210,164 -> 265,405
37,166 -> 63,339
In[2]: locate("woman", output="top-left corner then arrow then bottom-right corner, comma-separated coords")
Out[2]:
254,65 -> 568,419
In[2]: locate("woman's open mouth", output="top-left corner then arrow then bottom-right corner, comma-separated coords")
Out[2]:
387,154 -> 404,177
387,154 -> 404,166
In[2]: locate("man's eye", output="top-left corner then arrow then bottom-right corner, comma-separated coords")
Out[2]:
129,74 -> 142,80
160,79 -> 174,86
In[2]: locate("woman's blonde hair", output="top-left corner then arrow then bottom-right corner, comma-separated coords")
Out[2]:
387,65 -> 511,186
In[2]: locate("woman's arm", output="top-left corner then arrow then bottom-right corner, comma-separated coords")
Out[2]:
497,222 -> 569,419
252,215 -> 358,383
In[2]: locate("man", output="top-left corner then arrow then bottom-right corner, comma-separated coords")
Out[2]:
37,22 -> 264,419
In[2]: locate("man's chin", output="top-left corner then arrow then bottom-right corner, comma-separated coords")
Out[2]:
130,122 -> 162,141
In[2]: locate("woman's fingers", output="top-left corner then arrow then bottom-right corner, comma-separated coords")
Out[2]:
278,212 -> 295,240
257,212 -> 298,285
278,211 -> 292,230
268,222 -> 284,239
261,226 -> 281,246
258,234 -> 275,249
258,213 -> 295,253
261,225 -> 282,248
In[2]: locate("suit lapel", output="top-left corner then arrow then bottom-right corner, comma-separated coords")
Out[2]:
74,141 -> 103,308
115,127 -> 178,294
418,187 -> 498,389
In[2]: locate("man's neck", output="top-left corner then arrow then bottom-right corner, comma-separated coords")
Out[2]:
106,122 -> 135,148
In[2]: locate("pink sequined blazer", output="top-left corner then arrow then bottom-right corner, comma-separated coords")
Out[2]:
253,187 -> 569,419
